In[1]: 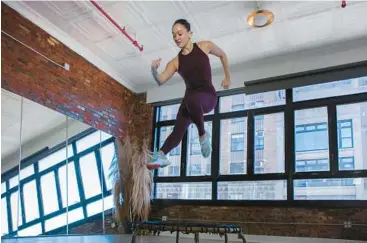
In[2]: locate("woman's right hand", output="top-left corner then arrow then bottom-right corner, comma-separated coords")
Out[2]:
151,58 -> 161,69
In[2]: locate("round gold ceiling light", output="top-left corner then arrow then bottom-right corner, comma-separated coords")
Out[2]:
247,10 -> 274,28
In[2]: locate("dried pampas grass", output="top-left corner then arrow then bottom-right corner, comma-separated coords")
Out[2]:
109,135 -> 153,224
131,138 -> 153,221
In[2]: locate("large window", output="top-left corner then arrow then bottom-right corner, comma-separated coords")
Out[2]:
1,129 -> 115,238
153,75 -> 367,205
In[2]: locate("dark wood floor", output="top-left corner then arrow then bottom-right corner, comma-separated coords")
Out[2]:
3,234 -> 364,243
2,234 -> 133,243
1,234 -> 235,243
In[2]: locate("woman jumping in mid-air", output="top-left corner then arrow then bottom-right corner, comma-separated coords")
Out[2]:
147,19 -> 231,169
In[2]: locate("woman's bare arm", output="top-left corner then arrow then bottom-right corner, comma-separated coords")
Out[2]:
151,57 -> 178,86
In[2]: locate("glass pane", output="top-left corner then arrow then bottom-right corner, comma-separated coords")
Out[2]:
220,118 -> 247,175
220,93 -> 245,113
58,162 -> 80,207
295,159 -> 329,172
155,182 -> 212,200
218,181 -> 287,200
20,165 -> 34,180
86,196 -> 113,217
294,178 -> 367,200
9,176 -> 18,189
219,90 -> 285,113
186,122 -> 212,176
2,197 -> 8,236
17,223 -> 42,237
88,195 -> 114,217
23,180 -> 39,222
254,113 -> 285,174
87,200 -> 103,217
40,172 -> 59,215
337,102 -> 367,171
157,126 -> 181,177
10,191 -> 22,231
38,145 -> 73,172
293,77 -> 367,102
76,130 -> 112,153
44,213 -> 66,233
103,194 -> 114,211
295,107 -> 329,172
44,207 -> 84,233
100,143 -> 115,190
158,104 -> 213,121
158,104 -> 180,121
68,207 -> 85,224
79,152 -> 101,199
2,182 -> 6,194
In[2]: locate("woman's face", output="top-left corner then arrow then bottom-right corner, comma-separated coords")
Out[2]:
172,23 -> 191,48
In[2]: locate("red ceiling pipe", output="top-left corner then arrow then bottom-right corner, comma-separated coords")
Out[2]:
90,0 -> 143,52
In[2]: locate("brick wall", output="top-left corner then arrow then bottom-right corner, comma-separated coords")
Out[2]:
150,204 -> 367,241
132,93 -> 154,146
1,3 -> 138,138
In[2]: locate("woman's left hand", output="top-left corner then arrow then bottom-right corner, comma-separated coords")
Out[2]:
222,76 -> 230,89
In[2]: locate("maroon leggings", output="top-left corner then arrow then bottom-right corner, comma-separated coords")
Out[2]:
160,91 -> 217,154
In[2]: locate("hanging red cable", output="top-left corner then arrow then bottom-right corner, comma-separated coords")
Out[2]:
341,0 -> 346,8
90,0 -> 143,52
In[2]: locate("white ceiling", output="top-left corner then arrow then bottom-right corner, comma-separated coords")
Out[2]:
1,89 -> 67,160
4,1 -> 367,94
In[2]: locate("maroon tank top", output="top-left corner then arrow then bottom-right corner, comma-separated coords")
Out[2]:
178,43 -> 216,94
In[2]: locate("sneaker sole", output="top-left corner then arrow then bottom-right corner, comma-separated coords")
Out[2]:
146,164 -> 161,170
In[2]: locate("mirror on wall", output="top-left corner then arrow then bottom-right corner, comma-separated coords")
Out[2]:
19,96 -> 70,237
1,89 -> 22,237
66,117 -> 115,235
1,88 -> 115,238
66,117 -> 103,235
99,129 -> 115,234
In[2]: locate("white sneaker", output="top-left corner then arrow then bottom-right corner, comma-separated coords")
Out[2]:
146,151 -> 171,170
200,130 -> 212,158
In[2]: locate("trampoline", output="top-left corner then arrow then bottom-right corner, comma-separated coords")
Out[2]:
131,220 -> 247,243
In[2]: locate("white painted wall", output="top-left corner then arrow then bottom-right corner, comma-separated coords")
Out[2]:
146,37 -> 367,103
1,119 -> 90,174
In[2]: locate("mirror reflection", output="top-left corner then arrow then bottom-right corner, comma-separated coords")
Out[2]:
1,89 -> 22,237
1,89 -> 115,238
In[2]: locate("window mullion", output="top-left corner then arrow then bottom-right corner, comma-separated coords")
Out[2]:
285,89 -> 295,202
34,163 -> 45,234
181,131 -> 188,178
54,167 -> 63,212
328,104 -> 339,174
247,111 -> 254,176
211,115 -> 220,201
19,181 -> 26,232
72,142 -> 87,219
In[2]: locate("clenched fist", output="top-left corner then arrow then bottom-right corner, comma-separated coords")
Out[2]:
151,58 -> 161,70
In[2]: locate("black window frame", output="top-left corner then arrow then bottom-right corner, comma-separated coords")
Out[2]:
151,63 -> 367,208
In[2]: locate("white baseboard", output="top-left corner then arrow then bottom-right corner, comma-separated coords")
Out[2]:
156,231 -> 365,243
